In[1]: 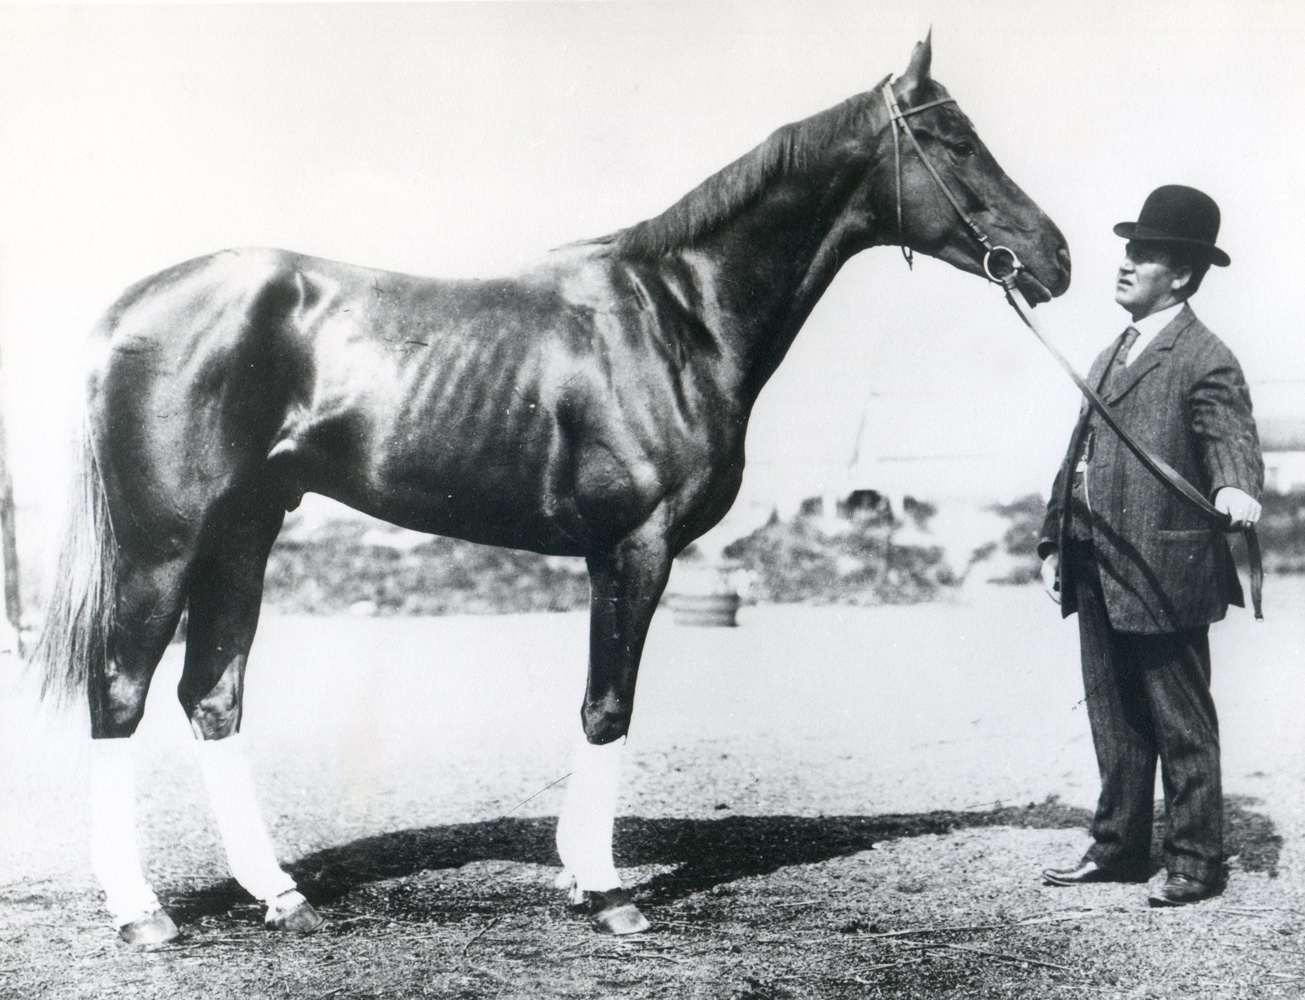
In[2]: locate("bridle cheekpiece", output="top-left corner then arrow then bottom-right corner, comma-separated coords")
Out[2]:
880,81 -> 1021,285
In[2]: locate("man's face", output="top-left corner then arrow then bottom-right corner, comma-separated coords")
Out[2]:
1115,242 -> 1189,319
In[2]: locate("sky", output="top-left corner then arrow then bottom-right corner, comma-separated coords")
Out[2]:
1,1 -> 1302,537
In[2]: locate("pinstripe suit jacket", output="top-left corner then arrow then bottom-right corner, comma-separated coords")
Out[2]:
1038,304 -> 1263,634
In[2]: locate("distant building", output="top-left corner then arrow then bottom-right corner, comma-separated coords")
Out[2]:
1260,417 -> 1305,495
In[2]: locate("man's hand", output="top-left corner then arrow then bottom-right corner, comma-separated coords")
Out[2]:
1214,487 -> 1261,531
1041,552 -> 1061,605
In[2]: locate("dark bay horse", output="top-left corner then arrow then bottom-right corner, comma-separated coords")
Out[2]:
33,37 -> 1069,945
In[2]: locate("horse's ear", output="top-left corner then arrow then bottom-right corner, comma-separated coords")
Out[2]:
902,29 -> 933,87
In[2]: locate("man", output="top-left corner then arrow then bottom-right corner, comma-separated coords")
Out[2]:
1037,185 -> 1262,906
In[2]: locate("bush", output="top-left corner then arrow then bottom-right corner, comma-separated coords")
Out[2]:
986,493 -> 1047,585
721,503 -> 951,605
263,520 -> 589,615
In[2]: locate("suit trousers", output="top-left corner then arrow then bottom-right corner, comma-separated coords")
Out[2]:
1067,540 -> 1223,885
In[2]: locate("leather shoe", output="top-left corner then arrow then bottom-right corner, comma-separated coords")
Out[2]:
1042,860 -> 1144,886
1148,873 -> 1214,907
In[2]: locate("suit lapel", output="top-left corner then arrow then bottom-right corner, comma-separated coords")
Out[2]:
1066,335 -> 1125,438
1106,305 -> 1196,404
1106,357 -> 1161,402
1058,330 -> 1132,532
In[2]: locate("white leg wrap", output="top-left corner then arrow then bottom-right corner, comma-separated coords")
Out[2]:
556,737 -> 624,892
90,738 -> 162,926
195,734 -> 296,904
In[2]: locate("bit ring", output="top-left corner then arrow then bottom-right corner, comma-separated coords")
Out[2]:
983,246 -> 1023,283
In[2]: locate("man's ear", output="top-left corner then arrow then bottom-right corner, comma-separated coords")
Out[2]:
1170,265 -> 1194,298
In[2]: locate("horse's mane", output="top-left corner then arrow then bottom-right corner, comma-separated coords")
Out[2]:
586,75 -> 891,258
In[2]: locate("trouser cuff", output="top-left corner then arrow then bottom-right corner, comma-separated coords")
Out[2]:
1165,858 -> 1220,886
1084,844 -> 1149,879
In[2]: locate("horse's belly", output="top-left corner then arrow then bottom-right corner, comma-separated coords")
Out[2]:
365,497 -> 586,557
380,462 -> 584,555
296,410 -> 585,556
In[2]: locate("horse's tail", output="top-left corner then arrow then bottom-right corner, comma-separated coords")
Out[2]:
29,418 -> 117,706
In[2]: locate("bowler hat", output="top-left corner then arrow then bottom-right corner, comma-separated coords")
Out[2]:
1113,185 -> 1230,267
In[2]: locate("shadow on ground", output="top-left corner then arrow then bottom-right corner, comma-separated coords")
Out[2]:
167,795 -> 1279,923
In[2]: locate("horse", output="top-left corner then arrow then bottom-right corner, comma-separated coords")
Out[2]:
31,36 -> 1070,946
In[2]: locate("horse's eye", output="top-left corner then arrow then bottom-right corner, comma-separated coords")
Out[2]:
951,140 -> 975,158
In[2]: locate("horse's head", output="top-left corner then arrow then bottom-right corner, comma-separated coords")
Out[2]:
863,35 -> 1071,302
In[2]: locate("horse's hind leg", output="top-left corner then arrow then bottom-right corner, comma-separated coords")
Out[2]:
178,493 -> 323,934
90,559 -> 188,945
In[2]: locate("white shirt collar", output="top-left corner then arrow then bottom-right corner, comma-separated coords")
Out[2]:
1124,301 -> 1184,365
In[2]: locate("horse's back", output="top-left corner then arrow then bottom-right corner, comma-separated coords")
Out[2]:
88,247 -> 598,552
87,244 -> 742,559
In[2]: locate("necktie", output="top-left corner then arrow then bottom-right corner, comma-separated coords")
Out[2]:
1068,326 -> 1142,539
1119,325 -> 1141,363
1106,326 -> 1141,394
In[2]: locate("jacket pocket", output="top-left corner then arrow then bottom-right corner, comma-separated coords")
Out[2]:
1152,529 -> 1221,627
1157,528 -> 1213,541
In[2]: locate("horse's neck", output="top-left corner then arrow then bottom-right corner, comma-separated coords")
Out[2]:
689,170 -> 884,402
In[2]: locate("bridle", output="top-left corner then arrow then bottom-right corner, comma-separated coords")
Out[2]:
880,81 -> 1020,284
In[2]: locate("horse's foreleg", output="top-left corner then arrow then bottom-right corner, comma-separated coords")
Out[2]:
179,500 -> 323,934
556,736 -> 624,895
579,525 -> 671,745
556,521 -> 670,934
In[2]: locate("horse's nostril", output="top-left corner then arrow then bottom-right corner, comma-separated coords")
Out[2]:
1057,245 -> 1072,275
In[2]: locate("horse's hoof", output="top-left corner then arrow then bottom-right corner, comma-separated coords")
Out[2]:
118,908 -> 181,946
574,888 -> 651,935
264,890 -> 325,934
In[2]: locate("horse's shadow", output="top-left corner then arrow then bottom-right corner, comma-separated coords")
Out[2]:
167,795 -> 1280,924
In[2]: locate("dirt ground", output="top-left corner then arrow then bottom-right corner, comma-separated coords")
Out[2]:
2,577 -> 1303,999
